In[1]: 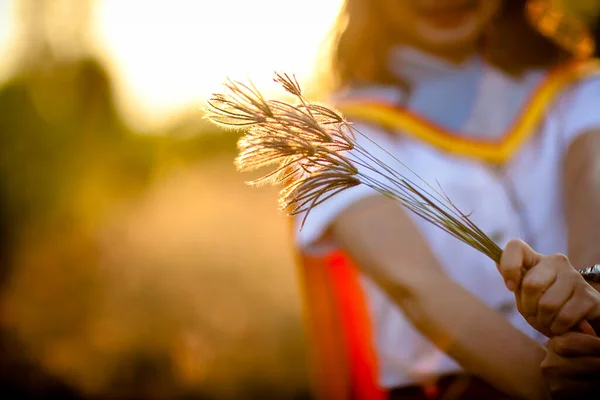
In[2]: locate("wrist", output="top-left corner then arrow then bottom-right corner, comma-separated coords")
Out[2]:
589,293 -> 600,331
589,281 -> 600,293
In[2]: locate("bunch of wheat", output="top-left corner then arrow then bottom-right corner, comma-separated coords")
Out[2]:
205,73 -> 503,263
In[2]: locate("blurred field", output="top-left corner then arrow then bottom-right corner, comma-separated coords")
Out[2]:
0,55 -> 311,399
3,156 -> 310,399
0,1 -> 319,398
4,157 -> 310,400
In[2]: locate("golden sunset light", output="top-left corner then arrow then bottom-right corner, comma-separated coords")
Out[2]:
91,0 -> 343,130
0,0 -> 16,80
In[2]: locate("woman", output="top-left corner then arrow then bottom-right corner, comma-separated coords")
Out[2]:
294,1 -> 600,399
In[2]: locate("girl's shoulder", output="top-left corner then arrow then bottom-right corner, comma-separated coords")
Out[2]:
547,60 -> 600,145
555,60 -> 600,105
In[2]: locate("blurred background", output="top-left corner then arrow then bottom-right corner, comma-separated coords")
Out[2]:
0,1 -> 599,400
0,0 -> 344,399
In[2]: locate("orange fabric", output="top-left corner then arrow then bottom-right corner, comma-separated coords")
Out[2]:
328,251 -> 387,400
297,249 -> 387,400
296,251 -> 351,400
335,60 -> 600,163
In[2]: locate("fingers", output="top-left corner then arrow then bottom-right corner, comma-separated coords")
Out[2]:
544,334 -> 600,399
500,244 -> 600,338
550,289 -> 598,335
499,239 -> 540,292
519,263 -> 558,317
543,376 -> 598,400
510,252 -> 594,337
535,275 -> 576,332
549,332 -> 600,357
543,355 -> 600,378
576,320 -> 597,337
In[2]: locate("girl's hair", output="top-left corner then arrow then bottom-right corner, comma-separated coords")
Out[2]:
320,0 -> 570,91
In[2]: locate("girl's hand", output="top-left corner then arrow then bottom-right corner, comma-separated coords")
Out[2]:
498,239 -> 600,337
542,332 -> 600,399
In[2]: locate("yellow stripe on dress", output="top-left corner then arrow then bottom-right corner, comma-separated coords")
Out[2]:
336,60 -> 600,164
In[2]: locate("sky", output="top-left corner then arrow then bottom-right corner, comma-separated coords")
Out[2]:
0,0 -> 342,131
91,0 -> 343,130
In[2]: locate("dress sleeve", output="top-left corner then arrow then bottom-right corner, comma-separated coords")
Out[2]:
293,122 -> 401,255
556,74 -> 600,147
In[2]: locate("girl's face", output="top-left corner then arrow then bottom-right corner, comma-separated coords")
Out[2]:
378,0 -> 503,60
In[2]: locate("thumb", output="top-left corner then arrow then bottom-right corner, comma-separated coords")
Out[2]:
577,320 -> 597,337
498,239 -> 540,291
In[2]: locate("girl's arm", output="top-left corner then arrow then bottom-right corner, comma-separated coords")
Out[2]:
329,195 -> 549,400
563,129 -> 600,292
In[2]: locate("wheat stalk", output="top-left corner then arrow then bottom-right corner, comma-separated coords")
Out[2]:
205,73 -> 503,263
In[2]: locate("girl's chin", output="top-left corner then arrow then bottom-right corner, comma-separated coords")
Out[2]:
418,9 -> 478,30
415,18 -> 481,50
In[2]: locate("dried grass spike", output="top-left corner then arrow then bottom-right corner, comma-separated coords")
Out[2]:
205,72 -> 505,265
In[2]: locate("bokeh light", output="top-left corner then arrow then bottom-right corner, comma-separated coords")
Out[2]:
0,0 -> 16,82
92,0 -> 343,131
